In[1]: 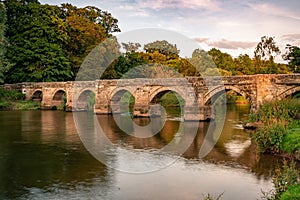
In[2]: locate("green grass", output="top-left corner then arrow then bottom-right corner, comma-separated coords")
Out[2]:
282,122 -> 300,156
12,101 -> 40,110
0,88 -> 41,110
280,184 -> 300,200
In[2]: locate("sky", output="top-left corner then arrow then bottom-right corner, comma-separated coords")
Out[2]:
39,0 -> 300,62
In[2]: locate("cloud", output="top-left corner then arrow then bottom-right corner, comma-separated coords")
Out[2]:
248,3 -> 300,21
194,38 -> 256,50
137,0 -> 221,11
280,34 -> 300,46
194,37 -> 210,43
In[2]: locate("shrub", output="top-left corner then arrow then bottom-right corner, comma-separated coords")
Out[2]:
261,161 -> 299,200
254,124 -> 286,154
273,161 -> 299,199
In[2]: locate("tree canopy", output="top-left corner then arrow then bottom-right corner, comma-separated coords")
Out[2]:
0,3 -> 11,84
2,0 -> 120,83
0,1 -> 297,83
283,45 -> 300,73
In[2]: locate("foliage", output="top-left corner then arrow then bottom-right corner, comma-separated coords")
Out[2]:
254,36 -> 282,74
254,36 -> 281,61
208,48 -> 235,74
233,54 -> 255,75
2,1 -> 120,83
251,99 -> 300,154
280,184 -> 300,200
274,161 -> 299,199
283,45 -> 300,73
188,49 -> 215,75
121,42 -> 141,53
255,99 -> 300,125
0,3 -> 11,84
12,101 -> 40,110
261,161 -> 299,200
0,88 -> 40,110
160,91 -> 185,107
60,4 -> 117,75
254,124 -> 286,154
282,121 -> 300,156
120,91 -> 135,105
0,88 -> 25,101
87,92 -> 95,111
4,2 -> 73,82
202,193 -> 223,200
144,40 -> 180,59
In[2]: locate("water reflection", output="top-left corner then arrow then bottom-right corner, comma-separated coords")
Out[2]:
0,107 -> 282,200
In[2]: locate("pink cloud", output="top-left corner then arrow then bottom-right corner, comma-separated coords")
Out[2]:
138,0 -> 221,11
194,38 -> 256,50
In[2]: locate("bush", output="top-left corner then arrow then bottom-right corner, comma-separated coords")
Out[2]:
0,88 -> 25,101
273,161 -> 299,198
251,99 -> 300,125
261,161 -> 299,200
254,124 -> 286,154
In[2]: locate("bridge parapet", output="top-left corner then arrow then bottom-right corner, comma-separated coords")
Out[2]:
1,74 -> 299,121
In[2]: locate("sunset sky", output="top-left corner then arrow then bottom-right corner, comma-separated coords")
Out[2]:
40,0 -> 300,61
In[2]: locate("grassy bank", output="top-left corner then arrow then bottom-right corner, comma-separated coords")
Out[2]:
248,99 -> 300,199
0,88 -> 41,110
249,99 -> 300,158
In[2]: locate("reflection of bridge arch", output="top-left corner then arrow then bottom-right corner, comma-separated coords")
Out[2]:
278,86 -> 300,99
204,85 -> 250,105
31,90 -> 43,102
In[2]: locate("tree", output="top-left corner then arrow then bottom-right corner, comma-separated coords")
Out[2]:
60,4 -> 120,76
144,40 -> 180,59
188,49 -> 215,75
283,45 -> 300,73
254,36 -> 281,74
208,48 -> 234,75
121,42 -> 141,53
0,3 -> 11,84
233,54 -> 255,75
98,10 -> 121,35
5,2 -> 73,82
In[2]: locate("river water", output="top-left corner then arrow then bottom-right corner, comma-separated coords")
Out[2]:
0,105 -> 281,200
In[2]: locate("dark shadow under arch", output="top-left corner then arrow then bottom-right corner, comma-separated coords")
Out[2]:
32,90 -> 43,102
205,87 -> 249,106
53,90 -> 66,101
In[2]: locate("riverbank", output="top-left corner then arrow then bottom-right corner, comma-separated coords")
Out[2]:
247,98 -> 300,199
0,88 -> 41,110
248,99 -> 300,160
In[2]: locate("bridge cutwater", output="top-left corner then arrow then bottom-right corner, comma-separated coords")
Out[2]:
2,74 -> 300,121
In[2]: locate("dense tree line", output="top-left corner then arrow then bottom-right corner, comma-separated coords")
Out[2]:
0,1 -> 299,83
0,0 -> 120,83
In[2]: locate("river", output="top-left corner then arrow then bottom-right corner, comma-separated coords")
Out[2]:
0,105 -> 281,200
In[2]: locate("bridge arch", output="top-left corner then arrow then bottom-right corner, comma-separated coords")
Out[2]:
31,90 -> 43,102
110,88 -> 135,113
278,86 -> 300,99
204,85 -> 250,105
74,89 -> 96,111
149,86 -> 194,106
52,89 -> 66,101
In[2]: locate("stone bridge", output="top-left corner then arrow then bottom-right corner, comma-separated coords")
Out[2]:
3,74 -> 300,121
